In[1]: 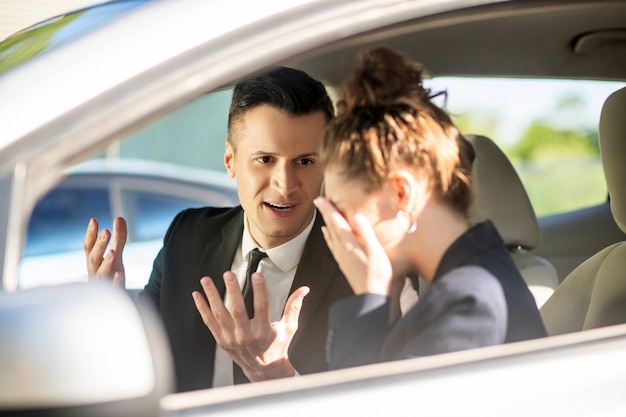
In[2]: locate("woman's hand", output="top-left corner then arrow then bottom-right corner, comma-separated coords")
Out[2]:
314,197 -> 393,296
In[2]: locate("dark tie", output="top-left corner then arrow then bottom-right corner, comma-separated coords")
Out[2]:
233,248 -> 268,384
243,248 -> 268,319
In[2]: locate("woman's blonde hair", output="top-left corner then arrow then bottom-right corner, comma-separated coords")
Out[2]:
321,47 -> 475,215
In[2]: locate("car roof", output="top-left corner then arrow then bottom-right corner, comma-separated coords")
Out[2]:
1,0 -> 624,163
292,0 -> 626,85
0,0 -> 150,75
0,0 -> 318,159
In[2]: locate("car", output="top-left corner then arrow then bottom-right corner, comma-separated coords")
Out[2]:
0,0 -> 625,416
19,158 -> 239,289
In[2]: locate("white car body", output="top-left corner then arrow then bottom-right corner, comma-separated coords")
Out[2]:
1,0 -> 625,415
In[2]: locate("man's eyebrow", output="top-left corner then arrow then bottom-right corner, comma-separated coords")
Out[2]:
248,151 -> 320,159
294,152 -> 320,159
250,149 -> 320,160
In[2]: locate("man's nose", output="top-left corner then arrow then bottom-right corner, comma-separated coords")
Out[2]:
271,163 -> 298,196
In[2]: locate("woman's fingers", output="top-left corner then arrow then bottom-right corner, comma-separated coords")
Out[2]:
352,213 -> 381,256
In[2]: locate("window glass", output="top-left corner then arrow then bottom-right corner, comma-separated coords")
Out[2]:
426,77 -> 626,216
120,89 -> 231,173
19,88 -> 235,290
25,187 -> 111,257
125,191 -> 206,241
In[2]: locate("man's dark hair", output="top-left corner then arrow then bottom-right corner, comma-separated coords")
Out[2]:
227,67 -> 334,141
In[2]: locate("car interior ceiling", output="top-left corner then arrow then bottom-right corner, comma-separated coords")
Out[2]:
289,0 -> 626,84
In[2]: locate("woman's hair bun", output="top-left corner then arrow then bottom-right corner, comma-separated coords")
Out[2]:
342,47 -> 430,112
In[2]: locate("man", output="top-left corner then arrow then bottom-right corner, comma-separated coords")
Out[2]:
84,67 -> 353,392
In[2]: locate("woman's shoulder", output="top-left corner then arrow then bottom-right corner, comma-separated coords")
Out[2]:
426,266 -> 508,318
438,265 -> 504,295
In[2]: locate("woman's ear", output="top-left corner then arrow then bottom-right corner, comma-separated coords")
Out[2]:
390,169 -> 416,211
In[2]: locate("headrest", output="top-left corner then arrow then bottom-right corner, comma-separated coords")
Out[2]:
467,134 -> 540,249
0,283 -> 174,417
599,87 -> 626,233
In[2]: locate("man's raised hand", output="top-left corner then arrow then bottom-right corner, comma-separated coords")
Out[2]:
192,271 -> 310,382
83,216 -> 128,286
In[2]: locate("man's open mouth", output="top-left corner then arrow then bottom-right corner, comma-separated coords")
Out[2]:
265,202 -> 296,212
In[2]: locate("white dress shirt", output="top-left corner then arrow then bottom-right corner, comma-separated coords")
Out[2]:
212,211 -> 316,387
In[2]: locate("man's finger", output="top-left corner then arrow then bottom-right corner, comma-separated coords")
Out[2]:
112,270 -> 125,287
281,286 -> 310,333
223,271 -> 249,325
83,218 -> 99,256
111,217 -> 128,255
95,247 -> 117,276
88,228 -> 111,277
201,275 -> 233,328
84,218 -> 103,277
192,285 -> 219,331
250,272 -> 271,326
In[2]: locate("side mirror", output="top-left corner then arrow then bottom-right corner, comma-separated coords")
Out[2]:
0,283 -> 174,416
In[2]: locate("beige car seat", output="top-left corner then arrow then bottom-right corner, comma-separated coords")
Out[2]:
540,87 -> 626,335
467,134 -> 559,308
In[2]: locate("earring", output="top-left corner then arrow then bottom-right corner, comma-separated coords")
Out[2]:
396,210 -> 417,235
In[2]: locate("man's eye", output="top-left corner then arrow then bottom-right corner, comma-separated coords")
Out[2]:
298,158 -> 314,165
257,156 -> 272,163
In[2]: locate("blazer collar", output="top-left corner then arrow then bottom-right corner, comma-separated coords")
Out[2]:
196,208 -> 244,298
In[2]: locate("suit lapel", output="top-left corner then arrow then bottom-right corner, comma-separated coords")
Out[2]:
196,208 -> 244,298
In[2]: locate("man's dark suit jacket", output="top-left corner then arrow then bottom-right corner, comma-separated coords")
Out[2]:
140,206 -> 352,392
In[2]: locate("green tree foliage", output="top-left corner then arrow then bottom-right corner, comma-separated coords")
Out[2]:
508,92 -> 599,162
447,91 -> 606,216
508,123 -> 598,161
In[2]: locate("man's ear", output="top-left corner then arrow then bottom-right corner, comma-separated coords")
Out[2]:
224,139 -> 235,178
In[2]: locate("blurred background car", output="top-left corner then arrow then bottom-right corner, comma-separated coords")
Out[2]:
19,159 -> 238,289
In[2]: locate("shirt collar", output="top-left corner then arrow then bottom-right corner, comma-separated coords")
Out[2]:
241,210 -> 317,272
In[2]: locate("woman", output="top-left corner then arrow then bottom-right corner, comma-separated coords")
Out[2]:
314,47 -> 546,370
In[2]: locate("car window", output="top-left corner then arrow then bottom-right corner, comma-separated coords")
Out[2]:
426,77 -> 626,217
25,187 -> 111,257
125,191 -> 207,241
117,80 -> 626,217
18,89 -> 236,290
120,89 -> 231,173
